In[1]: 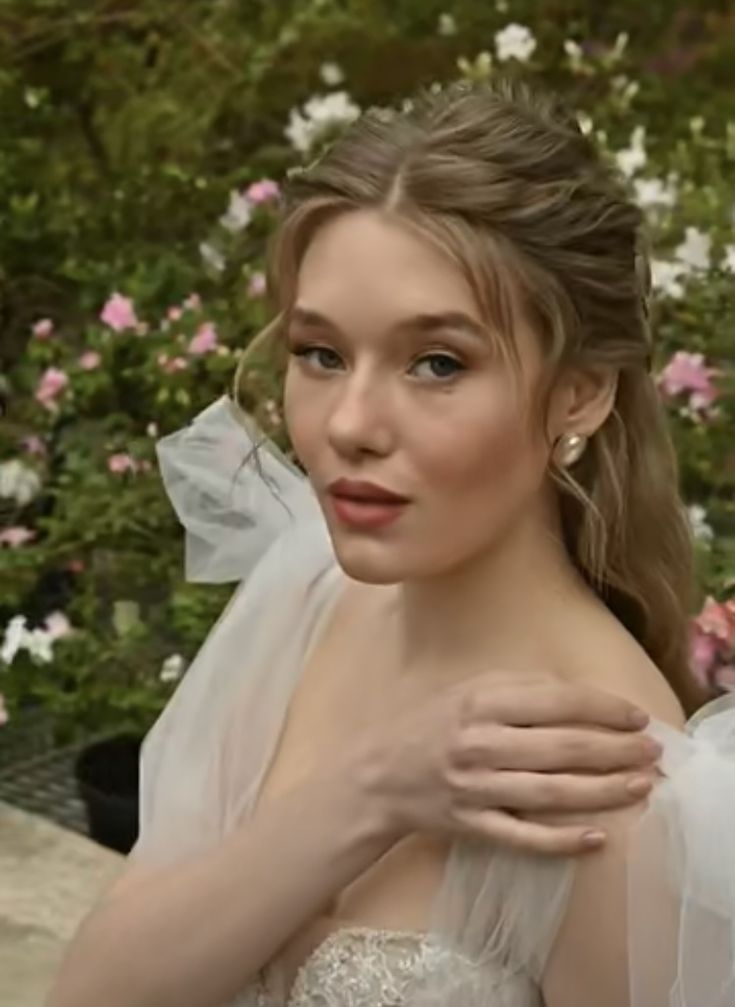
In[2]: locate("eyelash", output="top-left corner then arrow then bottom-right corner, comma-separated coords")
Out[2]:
288,344 -> 467,382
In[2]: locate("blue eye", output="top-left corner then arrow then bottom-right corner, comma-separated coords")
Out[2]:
410,353 -> 465,381
290,346 -> 343,370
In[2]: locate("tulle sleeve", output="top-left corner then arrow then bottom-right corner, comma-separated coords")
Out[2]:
127,396 -> 340,867
155,394 -> 322,583
627,693 -> 735,1006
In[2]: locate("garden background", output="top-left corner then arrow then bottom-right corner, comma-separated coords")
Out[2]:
1,0 -> 733,751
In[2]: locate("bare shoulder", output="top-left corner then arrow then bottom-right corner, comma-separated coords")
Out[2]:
552,605 -> 687,732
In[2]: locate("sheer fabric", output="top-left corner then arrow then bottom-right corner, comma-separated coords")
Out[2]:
130,395 -> 735,1006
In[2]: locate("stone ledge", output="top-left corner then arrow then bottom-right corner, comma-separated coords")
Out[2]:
0,800 -> 125,1007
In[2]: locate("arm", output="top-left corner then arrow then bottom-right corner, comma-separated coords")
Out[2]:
541,679 -> 685,1007
47,759 -> 397,1007
540,802 -> 643,1007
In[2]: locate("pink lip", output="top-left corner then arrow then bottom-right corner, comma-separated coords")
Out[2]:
329,495 -> 408,530
328,478 -> 409,503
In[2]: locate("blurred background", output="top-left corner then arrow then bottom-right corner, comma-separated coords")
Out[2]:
0,7 -> 733,989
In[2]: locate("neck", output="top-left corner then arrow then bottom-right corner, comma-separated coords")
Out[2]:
391,496 -> 590,679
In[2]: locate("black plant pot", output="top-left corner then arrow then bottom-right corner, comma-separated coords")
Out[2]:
74,733 -> 142,854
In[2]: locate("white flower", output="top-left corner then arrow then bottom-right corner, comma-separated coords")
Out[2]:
611,31 -> 629,61
564,39 -> 583,61
160,653 -> 186,683
615,125 -> 646,177
219,190 -> 253,233
495,23 -> 537,62
146,422 -> 159,438
1,616 -> 29,665
199,241 -> 226,273
687,504 -> 714,544
612,75 -> 640,104
438,12 -> 457,36
0,459 -> 42,506
722,244 -> 735,274
0,615 -> 55,665
284,91 -> 361,153
576,112 -> 594,136
675,226 -> 711,272
633,175 -> 678,210
457,51 -> 493,79
25,628 -> 53,664
320,62 -> 344,86
650,260 -> 687,299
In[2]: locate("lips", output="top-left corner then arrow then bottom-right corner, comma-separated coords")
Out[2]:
326,479 -> 409,530
328,478 -> 409,504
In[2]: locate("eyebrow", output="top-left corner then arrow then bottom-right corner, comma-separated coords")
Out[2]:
287,306 -> 489,343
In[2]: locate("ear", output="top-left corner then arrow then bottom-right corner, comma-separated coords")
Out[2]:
547,367 -> 618,442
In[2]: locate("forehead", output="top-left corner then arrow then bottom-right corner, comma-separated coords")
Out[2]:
295,209 -> 483,327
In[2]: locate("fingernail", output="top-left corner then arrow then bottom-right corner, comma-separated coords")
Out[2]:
629,709 -> 649,728
627,776 -> 652,797
581,830 -> 606,846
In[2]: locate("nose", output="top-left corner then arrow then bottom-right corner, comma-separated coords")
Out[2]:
326,370 -> 394,458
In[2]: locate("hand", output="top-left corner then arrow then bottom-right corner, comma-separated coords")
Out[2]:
354,671 -> 661,856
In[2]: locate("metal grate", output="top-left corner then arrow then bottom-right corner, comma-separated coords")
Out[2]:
0,734 -> 110,837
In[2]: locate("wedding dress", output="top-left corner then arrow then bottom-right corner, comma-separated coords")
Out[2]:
127,395 -> 735,1006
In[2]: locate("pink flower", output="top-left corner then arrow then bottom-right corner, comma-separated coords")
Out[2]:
248,271 -> 267,298
35,367 -> 69,411
100,292 -> 139,332
158,353 -> 188,373
246,178 -> 281,205
21,435 -> 46,457
188,322 -> 218,355
658,351 -> 719,411
167,306 -> 183,322
79,350 -> 101,371
107,452 -> 138,475
44,611 -> 73,640
695,596 -> 735,643
0,526 -> 37,548
65,558 -> 85,574
182,293 -> 202,312
690,626 -> 719,682
32,318 -> 54,339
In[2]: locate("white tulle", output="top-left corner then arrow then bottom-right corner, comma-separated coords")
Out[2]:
628,692 -> 735,1006
130,394 -> 735,1005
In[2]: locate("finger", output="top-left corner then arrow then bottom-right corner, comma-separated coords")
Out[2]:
463,680 -> 650,731
453,806 -> 608,856
454,769 -> 655,814
454,724 -> 661,773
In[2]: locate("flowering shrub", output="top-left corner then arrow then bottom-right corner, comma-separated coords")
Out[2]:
0,2 -> 733,741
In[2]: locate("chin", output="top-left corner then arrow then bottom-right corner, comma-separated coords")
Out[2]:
329,536 -> 408,585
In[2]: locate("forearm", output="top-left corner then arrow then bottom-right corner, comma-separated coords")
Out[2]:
48,761 -> 397,1007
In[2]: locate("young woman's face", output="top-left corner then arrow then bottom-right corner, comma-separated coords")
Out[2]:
283,208 -> 555,584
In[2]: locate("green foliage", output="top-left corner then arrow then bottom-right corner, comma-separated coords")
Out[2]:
0,0 -> 734,738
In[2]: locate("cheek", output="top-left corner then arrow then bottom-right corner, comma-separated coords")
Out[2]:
416,389 -> 548,517
283,368 -> 320,468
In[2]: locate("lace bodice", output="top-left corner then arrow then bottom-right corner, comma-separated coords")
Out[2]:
232,925 -> 533,1007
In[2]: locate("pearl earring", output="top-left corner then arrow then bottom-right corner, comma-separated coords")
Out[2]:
554,432 -> 587,468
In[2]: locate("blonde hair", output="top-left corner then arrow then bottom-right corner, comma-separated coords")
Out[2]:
233,77 -> 704,714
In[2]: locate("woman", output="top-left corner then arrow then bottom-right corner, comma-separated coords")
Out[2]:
50,78 -> 733,1007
